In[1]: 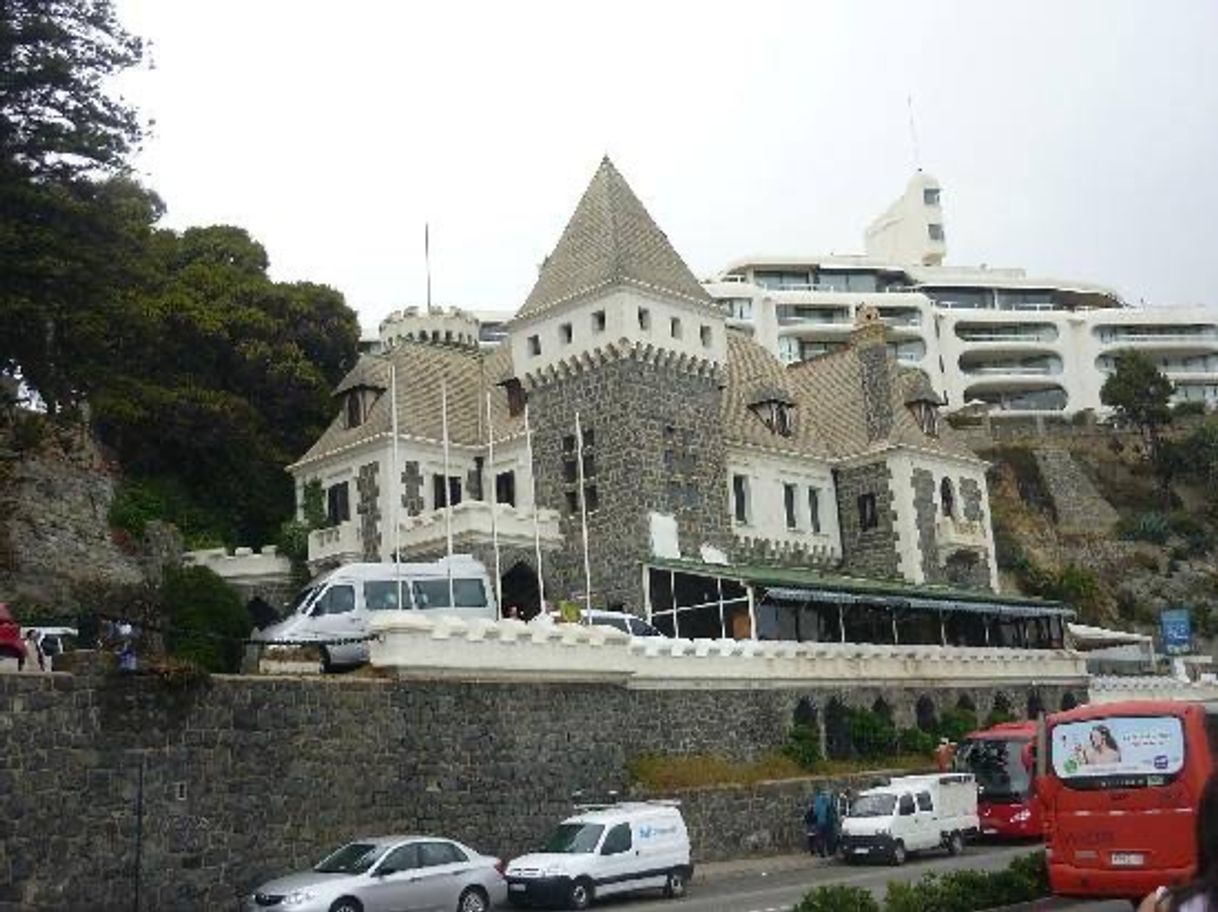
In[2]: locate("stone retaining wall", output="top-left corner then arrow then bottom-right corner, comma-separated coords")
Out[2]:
0,656 -> 1077,912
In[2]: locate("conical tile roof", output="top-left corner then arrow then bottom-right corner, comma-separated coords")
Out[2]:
515,157 -> 712,320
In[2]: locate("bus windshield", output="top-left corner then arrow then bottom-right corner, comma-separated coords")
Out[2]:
956,738 -> 1031,802
1050,715 -> 1185,786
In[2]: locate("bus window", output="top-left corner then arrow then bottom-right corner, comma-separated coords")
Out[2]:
412,579 -> 488,609
365,581 -> 410,610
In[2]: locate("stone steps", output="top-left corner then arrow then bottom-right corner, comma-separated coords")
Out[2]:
1032,447 -> 1119,535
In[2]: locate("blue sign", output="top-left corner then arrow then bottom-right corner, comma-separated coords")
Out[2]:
1160,607 -> 1192,656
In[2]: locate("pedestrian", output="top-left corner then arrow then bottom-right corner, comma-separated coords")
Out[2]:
24,630 -> 45,672
812,788 -> 833,856
825,789 -> 841,857
1140,773 -> 1218,910
803,791 -> 819,855
935,737 -> 956,772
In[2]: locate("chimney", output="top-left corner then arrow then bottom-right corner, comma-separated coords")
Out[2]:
853,306 -> 893,441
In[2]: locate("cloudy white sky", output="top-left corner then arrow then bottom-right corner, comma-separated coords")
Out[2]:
114,0 -> 1218,330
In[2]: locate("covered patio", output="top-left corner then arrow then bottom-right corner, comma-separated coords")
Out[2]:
642,557 -> 1071,650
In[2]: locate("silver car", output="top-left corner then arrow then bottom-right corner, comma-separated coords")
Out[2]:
243,835 -> 506,912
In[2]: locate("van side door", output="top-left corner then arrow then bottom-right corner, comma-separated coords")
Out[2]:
914,790 -> 937,850
310,583 -> 365,664
594,823 -> 637,897
895,793 -> 917,849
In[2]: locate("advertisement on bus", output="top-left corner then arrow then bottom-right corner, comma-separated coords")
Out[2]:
1051,716 -> 1184,779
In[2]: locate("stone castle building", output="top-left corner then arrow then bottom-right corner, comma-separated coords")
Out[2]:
289,159 -> 1067,644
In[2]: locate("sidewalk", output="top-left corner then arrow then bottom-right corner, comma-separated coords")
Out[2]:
693,852 -> 824,883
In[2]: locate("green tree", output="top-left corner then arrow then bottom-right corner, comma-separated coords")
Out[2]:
1101,351 -> 1174,500
161,565 -> 251,673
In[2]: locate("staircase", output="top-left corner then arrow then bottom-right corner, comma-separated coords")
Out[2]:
1032,447 -> 1120,535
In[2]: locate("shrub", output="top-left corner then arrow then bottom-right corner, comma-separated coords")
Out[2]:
985,708 -> 1015,727
847,707 -> 897,760
110,475 -> 233,546
161,565 -> 251,673
884,853 -> 1047,912
1174,401 -> 1207,417
794,884 -> 879,912
11,411 -> 47,452
898,728 -> 937,756
1118,511 -> 1170,544
783,722 -> 823,770
936,708 -> 978,742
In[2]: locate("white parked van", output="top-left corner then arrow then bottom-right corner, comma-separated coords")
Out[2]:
254,556 -> 497,670
505,802 -> 691,910
839,773 -> 979,866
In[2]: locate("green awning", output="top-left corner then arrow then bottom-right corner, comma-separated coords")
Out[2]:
648,557 -> 1072,620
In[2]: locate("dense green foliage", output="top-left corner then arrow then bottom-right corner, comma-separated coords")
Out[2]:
0,2 -> 360,544
794,884 -> 879,912
161,565 -> 251,673
782,722 -> 824,770
883,852 -> 1048,912
1101,352 -> 1174,497
109,476 -> 233,547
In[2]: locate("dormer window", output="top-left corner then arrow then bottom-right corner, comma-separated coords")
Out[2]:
346,392 -> 363,429
750,397 -> 794,437
912,401 -> 939,436
503,378 -> 527,418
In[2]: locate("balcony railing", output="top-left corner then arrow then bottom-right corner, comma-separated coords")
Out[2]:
963,364 -> 1058,376
398,501 -> 563,552
309,520 -> 363,566
935,517 -> 988,554
957,332 -> 1055,343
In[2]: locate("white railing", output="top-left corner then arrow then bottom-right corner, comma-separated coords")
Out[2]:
184,545 -> 293,582
935,517 -> 988,552
957,333 -> 1055,343
309,520 -> 362,565
398,501 -> 562,550
1090,675 -> 1218,704
368,614 -> 1088,686
964,365 -> 1058,376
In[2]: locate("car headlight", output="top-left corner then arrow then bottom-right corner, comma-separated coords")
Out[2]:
1012,809 -> 1031,822
283,890 -> 317,906
875,828 -> 890,837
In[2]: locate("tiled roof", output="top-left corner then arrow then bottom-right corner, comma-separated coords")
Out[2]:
293,341 -> 525,466
515,157 -> 712,320
787,343 -> 978,461
720,332 -> 834,460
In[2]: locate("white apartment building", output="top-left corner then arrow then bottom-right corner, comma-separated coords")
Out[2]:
704,173 -> 1218,416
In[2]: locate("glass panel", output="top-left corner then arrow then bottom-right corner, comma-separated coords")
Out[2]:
412,579 -> 488,609
365,581 -> 409,611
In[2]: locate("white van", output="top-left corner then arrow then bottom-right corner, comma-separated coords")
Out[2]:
839,773 -> 979,866
505,802 -> 691,909
255,555 -> 497,670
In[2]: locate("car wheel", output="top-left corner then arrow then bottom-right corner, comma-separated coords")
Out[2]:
947,831 -> 964,856
664,868 -> 687,899
568,878 -> 594,910
329,898 -> 362,912
457,886 -> 489,912
320,646 -> 334,673
890,840 -> 906,866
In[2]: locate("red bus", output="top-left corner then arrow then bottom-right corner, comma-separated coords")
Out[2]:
955,721 -> 1041,839
1040,700 -> 1218,902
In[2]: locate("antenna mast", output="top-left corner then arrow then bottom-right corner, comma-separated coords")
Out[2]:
907,95 -> 922,172
424,222 -> 432,313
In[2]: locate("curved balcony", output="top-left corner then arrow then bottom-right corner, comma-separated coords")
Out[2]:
1097,353 -> 1218,376
1093,324 -> 1218,347
954,322 -> 1059,344
963,382 -> 1068,413
959,352 -> 1062,377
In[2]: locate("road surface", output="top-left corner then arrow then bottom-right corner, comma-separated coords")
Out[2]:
541,844 -> 1135,912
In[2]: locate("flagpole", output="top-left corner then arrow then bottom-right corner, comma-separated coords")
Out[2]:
425,223 -> 432,314
524,403 -> 546,617
441,378 -> 455,608
574,410 -> 592,620
390,363 -> 402,609
486,391 -> 503,611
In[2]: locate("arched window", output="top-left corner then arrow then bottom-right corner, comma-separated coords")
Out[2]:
940,477 -> 956,518
916,695 -> 938,733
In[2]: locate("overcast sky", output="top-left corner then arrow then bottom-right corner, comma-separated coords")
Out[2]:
113,0 -> 1218,329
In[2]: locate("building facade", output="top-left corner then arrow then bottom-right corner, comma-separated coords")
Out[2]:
290,159 -> 1068,643
705,173 -> 1218,416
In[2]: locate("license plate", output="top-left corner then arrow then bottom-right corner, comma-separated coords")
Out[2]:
1111,853 -> 1145,867
509,883 -> 526,892
852,847 -> 870,854
982,828 -> 997,835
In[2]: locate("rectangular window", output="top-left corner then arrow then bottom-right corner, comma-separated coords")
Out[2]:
412,578 -> 488,609
858,493 -> 878,530
592,310 -> 606,332
432,475 -> 462,508
495,471 -> 516,506
564,490 -> 579,515
326,482 -> 350,525
560,322 -> 573,344
808,487 -> 821,533
527,334 -> 541,356
924,187 -> 941,206
928,223 -> 945,242
670,317 -> 683,339
726,297 -> 753,320
346,393 -> 362,429
784,483 -> 797,530
584,484 -> 599,512
504,379 -> 527,418
638,307 -> 651,330
732,474 -> 749,524
700,325 -> 712,348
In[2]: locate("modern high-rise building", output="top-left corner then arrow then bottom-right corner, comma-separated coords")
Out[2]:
704,173 -> 1218,416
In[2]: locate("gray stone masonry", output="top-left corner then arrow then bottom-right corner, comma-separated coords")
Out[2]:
0,660 -> 1081,911
528,359 -> 731,613
834,461 -> 900,579
1033,447 -> 1120,536
911,469 -> 991,590
401,461 -> 424,517
858,344 -> 894,442
356,461 -> 381,560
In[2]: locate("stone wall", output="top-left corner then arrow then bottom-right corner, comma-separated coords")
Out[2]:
0,659 -> 1078,912
528,358 -> 731,612
834,461 -> 900,579
356,461 -> 381,560
910,469 -> 991,590
1032,447 -> 1120,536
